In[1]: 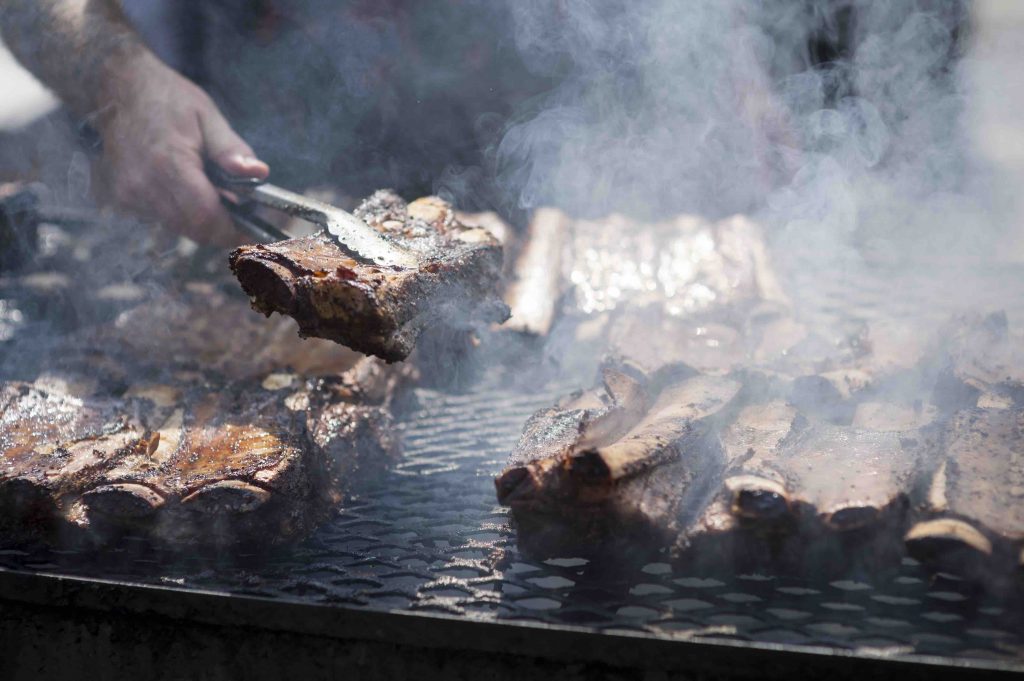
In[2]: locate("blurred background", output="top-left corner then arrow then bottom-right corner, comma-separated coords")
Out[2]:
1,0 -> 1022,256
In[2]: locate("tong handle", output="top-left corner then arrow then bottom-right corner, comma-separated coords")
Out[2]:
204,160 -> 266,190
204,160 -> 290,243
219,198 -> 291,243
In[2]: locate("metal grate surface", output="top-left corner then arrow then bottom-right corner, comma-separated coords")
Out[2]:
3,257 -> 1024,672
1,374 -> 1023,667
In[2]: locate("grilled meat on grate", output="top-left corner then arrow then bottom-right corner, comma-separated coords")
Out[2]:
230,190 -> 509,362
0,258 -> 405,549
906,407 -> 1024,578
680,401 -> 800,562
496,359 -> 741,558
0,358 -> 401,548
496,298 -> 1024,579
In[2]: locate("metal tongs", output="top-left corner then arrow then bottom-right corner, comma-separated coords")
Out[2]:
206,163 -> 418,268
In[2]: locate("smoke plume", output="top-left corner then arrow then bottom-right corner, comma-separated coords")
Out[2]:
491,0 -> 1001,269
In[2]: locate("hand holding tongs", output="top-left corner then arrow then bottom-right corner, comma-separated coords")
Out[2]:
205,162 -> 417,268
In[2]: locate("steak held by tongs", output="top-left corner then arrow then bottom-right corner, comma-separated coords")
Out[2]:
220,171 -> 509,362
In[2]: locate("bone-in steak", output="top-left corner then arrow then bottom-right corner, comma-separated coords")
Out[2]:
230,191 -> 509,362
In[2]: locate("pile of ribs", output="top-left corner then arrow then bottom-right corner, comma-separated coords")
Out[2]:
230,190 -> 509,362
496,209 -> 1024,585
0,187 -> 511,549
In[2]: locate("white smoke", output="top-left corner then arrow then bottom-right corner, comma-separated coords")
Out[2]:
493,0 -> 1010,271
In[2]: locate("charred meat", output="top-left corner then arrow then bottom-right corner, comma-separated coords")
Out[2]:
905,407 -> 1024,577
496,362 -> 741,558
0,382 -> 152,540
0,359 -> 401,549
676,401 -> 799,569
230,190 -> 509,362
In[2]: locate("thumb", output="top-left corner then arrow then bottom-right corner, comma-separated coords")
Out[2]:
199,107 -> 270,180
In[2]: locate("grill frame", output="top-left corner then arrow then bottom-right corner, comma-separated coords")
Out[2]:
0,567 -> 1020,680
4,242 -> 1024,678
2,373 -> 1023,679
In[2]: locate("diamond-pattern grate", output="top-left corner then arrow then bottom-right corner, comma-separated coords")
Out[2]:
2,375 -> 1022,666
3,257 -> 1024,670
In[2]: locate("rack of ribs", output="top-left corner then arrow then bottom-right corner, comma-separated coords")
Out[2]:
0,249 -> 414,550
0,382 -> 152,542
496,297 -> 942,571
0,358 -> 401,548
230,190 -> 509,362
495,360 -> 741,559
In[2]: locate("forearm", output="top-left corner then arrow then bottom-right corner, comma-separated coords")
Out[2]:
0,0 -> 149,119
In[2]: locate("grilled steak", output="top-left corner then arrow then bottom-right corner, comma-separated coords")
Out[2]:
495,362 -> 741,558
230,190 -> 509,362
905,407 -> 1024,578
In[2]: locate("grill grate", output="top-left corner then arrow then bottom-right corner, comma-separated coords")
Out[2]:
1,376 -> 1022,667
3,257 -> 1024,671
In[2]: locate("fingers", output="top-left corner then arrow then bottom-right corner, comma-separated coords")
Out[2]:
96,73 -> 268,246
163,151 -> 243,247
199,108 -> 270,181
102,145 -> 242,248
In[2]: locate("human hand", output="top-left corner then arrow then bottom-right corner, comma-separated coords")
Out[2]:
96,53 -> 269,246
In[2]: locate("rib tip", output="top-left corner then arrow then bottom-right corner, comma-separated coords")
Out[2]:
81,483 -> 165,519
825,505 -> 880,531
495,466 -> 534,504
725,475 -> 790,521
904,518 -> 993,559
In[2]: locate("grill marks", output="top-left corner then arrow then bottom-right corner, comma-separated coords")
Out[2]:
229,191 -> 509,362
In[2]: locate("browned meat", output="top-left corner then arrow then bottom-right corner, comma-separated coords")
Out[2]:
88,282 -> 362,380
0,281 -> 363,398
495,363 -> 741,558
0,359 -> 401,548
230,190 -> 509,362
905,407 -> 1024,578
676,401 -> 799,568
675,399 -> 930,574
0,382 -> 152,540
766,421 -> 922,533
696,402 -> 800,529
